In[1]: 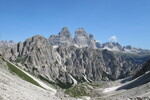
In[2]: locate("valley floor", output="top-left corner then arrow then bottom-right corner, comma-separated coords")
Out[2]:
1,56 -> 150,100
91,74 -> 150,100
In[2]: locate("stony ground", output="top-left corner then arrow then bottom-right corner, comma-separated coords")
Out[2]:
0,67 -> 60,100
0,57 -> 86,100
1,55 -> 150,100
91,75 -> 150,100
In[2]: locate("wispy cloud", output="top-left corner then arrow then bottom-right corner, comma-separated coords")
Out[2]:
108,35 -> 118,42
96,40 -> 101,43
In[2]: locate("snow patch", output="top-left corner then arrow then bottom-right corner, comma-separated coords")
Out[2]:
83,75 -> 90,83
102,47 -> 120,51
53,45 -> 58,49
68,74 -> 77,85
82,96 -> 91,100
73,44 -> 79,48
103,86 -> 120,93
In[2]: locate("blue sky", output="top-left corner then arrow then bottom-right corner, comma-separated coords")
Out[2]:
0,0 -> 150,49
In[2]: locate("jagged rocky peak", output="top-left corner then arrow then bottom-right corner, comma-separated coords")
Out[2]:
124,45 -> 133,50
89,34 -> 94,39
100,42 -> 150,54
74,27 -> 86,47
58,27 -> 71,37
24,35 -> 50,50
96,42 -> 101,48
74,27 -> 96,48
123,45 -> 143,53
27,35 -> 43,41
0,40 -> 16,60
101,42 -> 123,51
74,27 -> 88,37
48,27 -> 97,48
5,35 -> 49,60
49,27 -> 74,46
89,34 -> 96,48
23,35 -> 47,48
0,40 -> 15,48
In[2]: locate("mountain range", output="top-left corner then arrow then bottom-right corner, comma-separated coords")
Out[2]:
2,27 -> 149,54
0,27 -> 150,100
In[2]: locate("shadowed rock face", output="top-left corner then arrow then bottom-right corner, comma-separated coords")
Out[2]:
134,59 -> 150,78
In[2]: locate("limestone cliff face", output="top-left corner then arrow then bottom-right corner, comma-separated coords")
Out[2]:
0,40 -> 15,59
49,27 -> 74,46
74,28 -> 96,48
21,35 -> 73,85
48,27 -> 96,48
74,28 -> 89,47
1,35 -> 73,87
56,46 -> 146,82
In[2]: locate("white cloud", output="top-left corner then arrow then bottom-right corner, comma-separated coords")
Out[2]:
108,35 -> 118,42
96,40 -> 101,43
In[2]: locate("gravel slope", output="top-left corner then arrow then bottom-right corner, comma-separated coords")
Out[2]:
0,57 -> 85,100
91,74 -> 150,100
0,66 -> 60,100
6,59 -> 57,93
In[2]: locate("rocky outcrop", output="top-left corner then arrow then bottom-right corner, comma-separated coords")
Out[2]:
101,42 -> 123,51
1,35 -> 74,87
49,27 -> 74,46
0,40 -> 16,59
88,34 -> 96,48
0,55 -> 7,68
48,27 -> 96,48
123,45 -> 150,54
100,42 -> 150,55
96,41 -> 101,48
74,28 -> 96,48
134,59 -> 150,78
129,97 -> 150,100
0,40 -> 15,48
57,46 -> 148,81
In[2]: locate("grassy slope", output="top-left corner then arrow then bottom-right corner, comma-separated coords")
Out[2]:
6,61 -> 41,87
65,82 -> 103,97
